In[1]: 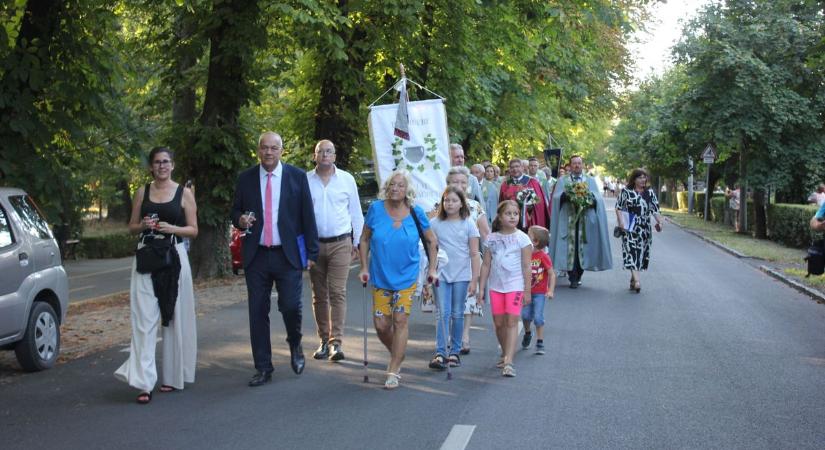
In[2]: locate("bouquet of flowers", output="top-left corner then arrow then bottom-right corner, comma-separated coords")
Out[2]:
515,187 -> 537,209
516,187 -> 537,227
565,181 -> 595,240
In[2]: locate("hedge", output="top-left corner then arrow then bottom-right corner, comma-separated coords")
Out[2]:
766,203 -> 821,248
675,192 -> 723,217
710,197 -> 725,222
77,232 -> 136,258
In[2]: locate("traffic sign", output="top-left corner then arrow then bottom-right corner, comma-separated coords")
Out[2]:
701,144 -> 716,164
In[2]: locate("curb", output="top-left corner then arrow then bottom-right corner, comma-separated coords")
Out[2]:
759,265 -> 825,304
668,216 -> 825,303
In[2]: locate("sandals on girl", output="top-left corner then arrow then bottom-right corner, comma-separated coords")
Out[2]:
159,385 -> 178,393
429,355 -> 447,370
501,364 -> 516,378
136,391 -> 152,404
496,358 -> 505,369
448,354 -> 461,367
384,372 -> 401,390
459,347 -> 471,355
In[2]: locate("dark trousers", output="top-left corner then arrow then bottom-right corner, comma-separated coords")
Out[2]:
245,246 -> 303,372
567,219 -> 584,282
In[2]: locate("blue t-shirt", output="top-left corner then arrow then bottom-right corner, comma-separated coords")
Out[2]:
366,200 -> 430,291
816,202 -> 825,220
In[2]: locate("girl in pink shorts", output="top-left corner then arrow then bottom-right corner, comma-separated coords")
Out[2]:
479,200 -> 532,377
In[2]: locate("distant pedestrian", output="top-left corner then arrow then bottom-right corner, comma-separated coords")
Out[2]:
359,170 -> 438,389
520,226 -> 556,354
449,143 -> 483,202
427,186 -> 480,370
480,200 -> 532,378
470,163 -> 485,184
480,164 -> 500,228
808,184 -> 825,207
115,146 -> 198,404
307,140 -> 364,362
615,168 -> 663,293
726,184 -> 741,232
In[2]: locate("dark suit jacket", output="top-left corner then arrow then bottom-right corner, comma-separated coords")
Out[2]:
231,163 -> 319,270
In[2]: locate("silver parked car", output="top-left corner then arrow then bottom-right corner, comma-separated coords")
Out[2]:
0,187 -> 68,371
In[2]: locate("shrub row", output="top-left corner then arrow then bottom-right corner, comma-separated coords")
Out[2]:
767,203 -> 821,248
77,232 -> 136,259
674,195 -> 821,249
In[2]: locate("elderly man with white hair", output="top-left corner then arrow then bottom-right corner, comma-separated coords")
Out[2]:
449,143 -> 483,203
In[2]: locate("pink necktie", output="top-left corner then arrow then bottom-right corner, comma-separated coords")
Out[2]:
264,173 -> 273,246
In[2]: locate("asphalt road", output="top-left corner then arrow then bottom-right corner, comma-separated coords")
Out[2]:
2,200 -> 825,449
64,257 -> 132,303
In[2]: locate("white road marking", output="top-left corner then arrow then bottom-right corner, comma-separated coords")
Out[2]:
69,285 -> 94,294
69,265 -> 131,281
440,425 -> 476,450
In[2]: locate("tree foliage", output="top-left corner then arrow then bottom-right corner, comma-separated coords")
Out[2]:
0,0 -> 648,276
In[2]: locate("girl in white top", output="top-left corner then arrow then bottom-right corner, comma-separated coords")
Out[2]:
479,200 -> 532,377
428,186 -> 480,369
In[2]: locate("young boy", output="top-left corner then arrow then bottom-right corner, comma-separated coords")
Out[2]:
521,226 -> 556,354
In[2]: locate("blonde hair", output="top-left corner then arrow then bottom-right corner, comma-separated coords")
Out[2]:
378,170 -> 416,206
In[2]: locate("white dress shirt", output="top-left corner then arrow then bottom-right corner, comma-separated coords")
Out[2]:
259,163 -> 283,246
307,166 -> 364,245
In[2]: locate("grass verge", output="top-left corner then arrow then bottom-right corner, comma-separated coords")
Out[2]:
661,209 -> 804,264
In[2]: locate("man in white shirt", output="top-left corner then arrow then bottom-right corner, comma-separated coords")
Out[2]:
307,140 -> 364,361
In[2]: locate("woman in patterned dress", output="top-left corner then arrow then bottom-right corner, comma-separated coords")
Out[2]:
615,168 -> 664,293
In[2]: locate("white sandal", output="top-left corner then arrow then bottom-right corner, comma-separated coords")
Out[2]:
384,372 -> 401,390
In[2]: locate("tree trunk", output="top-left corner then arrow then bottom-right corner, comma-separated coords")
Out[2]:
753,187 -> 767,239
185,0 -> 265,279
738,137 -> 748,234
312,0 -> 369,171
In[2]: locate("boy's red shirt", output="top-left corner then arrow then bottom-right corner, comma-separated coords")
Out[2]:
530,250 -> 553,294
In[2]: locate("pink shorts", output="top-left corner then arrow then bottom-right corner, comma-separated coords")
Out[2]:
489,290 -> 523,316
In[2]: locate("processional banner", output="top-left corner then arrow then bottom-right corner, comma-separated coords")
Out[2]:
368,99 -> 450,212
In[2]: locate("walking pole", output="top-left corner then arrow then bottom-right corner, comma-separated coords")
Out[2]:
362,282 -> 369,383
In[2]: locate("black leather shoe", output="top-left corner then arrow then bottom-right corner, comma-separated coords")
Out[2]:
328,342 -> 345,361
289,343 -> 305,374
248,370 -> 272,387
569,280 -> 578,289
313,341 -> 329,360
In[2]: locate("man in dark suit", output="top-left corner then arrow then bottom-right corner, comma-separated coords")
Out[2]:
231,131 -> 319,387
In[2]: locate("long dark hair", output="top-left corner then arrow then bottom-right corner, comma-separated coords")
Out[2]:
437,186 -> 470,220
626,168 -> 649,190
491,200 -> 519,232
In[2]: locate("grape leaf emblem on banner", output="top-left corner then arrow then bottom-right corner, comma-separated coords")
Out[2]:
391,134 -> 440,173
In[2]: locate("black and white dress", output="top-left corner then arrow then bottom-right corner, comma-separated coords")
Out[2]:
616,187 -> 659,270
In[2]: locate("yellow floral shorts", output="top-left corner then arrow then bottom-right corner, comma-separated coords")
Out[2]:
372,284 -> 417,317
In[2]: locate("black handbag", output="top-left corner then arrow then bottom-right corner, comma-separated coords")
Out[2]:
805,239 -> 825,277
136,236 -> 175,274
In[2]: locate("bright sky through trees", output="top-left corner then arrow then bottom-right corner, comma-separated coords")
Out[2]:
629,0 -> 711,82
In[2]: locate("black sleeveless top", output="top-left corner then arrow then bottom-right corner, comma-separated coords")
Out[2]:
140,183 -> 186,232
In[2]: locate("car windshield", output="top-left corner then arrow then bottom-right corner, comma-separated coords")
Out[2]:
9,195 -> 52,240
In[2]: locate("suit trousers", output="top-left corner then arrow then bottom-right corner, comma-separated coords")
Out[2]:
245,246 -> 303,372
309,239 -> 351,344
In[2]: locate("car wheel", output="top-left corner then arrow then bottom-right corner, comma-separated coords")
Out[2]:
14,302 -> 60,372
